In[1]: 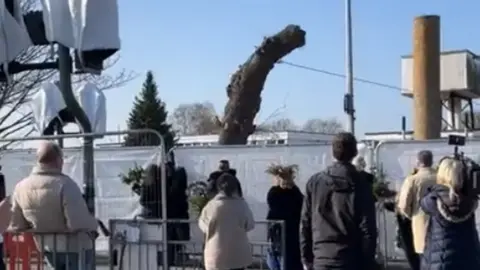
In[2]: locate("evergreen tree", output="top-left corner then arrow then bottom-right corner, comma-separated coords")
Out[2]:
124,71 -> 175,150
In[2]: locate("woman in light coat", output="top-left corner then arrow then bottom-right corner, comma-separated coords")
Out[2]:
199,173 -> 255,270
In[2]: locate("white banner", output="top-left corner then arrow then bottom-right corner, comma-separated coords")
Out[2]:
0,146 -> 162,252
174,144 -> 334,242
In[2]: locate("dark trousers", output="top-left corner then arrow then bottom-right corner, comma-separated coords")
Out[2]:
396,214 -> 420,270
0,243 -> 4,270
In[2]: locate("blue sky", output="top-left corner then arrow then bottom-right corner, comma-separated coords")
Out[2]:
103,0 -> 480,138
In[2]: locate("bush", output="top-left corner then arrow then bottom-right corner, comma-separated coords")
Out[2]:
187,181 -> 209,217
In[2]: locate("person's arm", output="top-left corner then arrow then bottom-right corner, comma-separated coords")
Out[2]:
243,200 -> 255,232
396,175 -> 416,218
61,179 -> 97,232
420,191 -> 437,215
198,201 -> 211,233
235,178 -> 243,197
300,178 -> 314,267
266,188 -> 282,220
8,193 -> 29,232
206,172 -> 219,197
355,180 -> 378,268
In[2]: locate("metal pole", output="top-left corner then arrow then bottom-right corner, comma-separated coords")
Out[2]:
58,45 -> 95,215
58,45 -> 95,270
345,0 -> 355,135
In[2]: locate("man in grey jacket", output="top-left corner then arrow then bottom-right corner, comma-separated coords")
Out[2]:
300,132 -> 377,270
9,141 -> 98,270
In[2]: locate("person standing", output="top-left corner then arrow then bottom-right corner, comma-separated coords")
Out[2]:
397,150 -> 437,265
300,132 -> 377,270
206,160 -> 242,198
199,173 -> 254,270
9,141 -> 98,270
420,158 -> 480,269
265,164 -> 303,270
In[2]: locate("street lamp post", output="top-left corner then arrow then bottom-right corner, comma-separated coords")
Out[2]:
344,0 -> 355,135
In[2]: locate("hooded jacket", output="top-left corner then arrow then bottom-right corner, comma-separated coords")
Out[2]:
420,184 -> 480,270
300,162 -> 377,270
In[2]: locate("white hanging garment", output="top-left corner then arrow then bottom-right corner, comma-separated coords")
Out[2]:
29,82 -> 67,133
40,0 -> 75,47
41,0 -> 120,51
74,82 -> 107,133
0,0 -> 32,68
70,0 -> 120,51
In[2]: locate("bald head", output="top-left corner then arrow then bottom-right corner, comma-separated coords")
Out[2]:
36,141 -> 63,167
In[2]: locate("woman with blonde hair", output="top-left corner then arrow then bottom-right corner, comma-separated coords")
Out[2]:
265,164 -> 303,270
420,158 -> 480,270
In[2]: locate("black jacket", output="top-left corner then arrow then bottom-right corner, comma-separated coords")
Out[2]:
267,185 -> 304,270
206,169 -> 243,197
300,162 -> 377,270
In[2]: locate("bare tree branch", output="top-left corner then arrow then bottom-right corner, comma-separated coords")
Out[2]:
170,102 -> 219,135
0,45 -> 133,150
259,118 -> 297,132
72,54 -> 138,90
302,118 -> 343,134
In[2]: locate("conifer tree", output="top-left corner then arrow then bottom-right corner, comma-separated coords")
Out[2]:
124,71 -> 175,150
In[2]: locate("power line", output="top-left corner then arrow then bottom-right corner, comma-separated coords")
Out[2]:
278,60 -> 480,107
278,60 -> 407,92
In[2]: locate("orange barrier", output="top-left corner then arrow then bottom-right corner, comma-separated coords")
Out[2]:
3,232 -> 43,270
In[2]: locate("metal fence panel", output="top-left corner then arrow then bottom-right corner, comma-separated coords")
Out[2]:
0,130 -> 167,254
109,219 -> 285,270
3,231 -> 96,270
375,138 -> 480,260
173,143 -> 374,245
173,144 -> 332,216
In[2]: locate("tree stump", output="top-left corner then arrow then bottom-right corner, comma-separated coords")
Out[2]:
217,25 -> 306,145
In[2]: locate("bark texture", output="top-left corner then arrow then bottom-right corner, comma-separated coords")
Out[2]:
217,25 -> 306,145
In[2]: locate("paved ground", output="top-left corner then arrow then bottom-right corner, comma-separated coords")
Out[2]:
8,258 -> 413,269
7,263 -> 413,270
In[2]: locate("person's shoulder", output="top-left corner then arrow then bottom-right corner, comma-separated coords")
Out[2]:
208,171 -> 222,180
267,186 -> 282,195
307,171 -> 325,183
59,175 -> 81,192
12,175 -> 31,192
305,171 -> 327,192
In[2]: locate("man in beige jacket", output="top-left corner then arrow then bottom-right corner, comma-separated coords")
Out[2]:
397,150 -> 437,260
9,141 -> 98,270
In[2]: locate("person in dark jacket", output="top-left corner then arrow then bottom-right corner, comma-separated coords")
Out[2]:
139,164 -> 162,218
352,155 -> 375,182
300,132 -> 377,270
207,160 -> 242,197
265,164 -> 303,270
420,158 -> 480,270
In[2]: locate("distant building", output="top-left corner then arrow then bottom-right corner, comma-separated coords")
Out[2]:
364,129 -> 478,141
176,131 -> 334,147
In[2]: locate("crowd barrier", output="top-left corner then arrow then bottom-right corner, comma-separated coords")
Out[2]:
108,219 -> 285,270
4,137 -> 478,269
2,231 -> 97,270
373,138 -> 480,261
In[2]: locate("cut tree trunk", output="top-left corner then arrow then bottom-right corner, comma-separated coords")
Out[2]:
217,25 -> 306,145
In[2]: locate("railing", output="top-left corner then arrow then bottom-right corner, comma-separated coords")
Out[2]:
109,219 -> 286,270
2,231 -> 97,270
